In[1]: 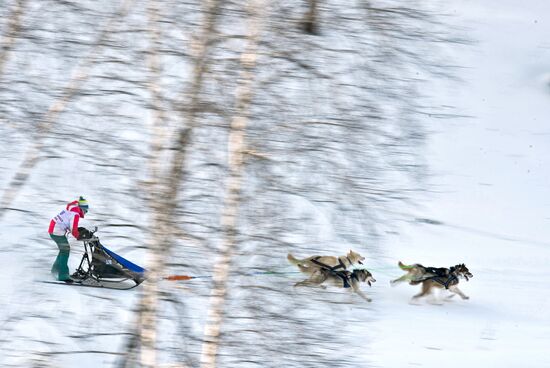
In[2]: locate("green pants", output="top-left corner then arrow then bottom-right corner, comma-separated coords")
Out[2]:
50,234 -> 71,281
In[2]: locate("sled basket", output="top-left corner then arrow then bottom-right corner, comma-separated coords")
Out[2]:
75,230 -> 146,288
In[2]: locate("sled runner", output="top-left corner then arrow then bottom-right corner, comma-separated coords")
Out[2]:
71,227 -> 146,290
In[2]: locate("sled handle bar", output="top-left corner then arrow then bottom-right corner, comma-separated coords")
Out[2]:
78,226 -> 99,242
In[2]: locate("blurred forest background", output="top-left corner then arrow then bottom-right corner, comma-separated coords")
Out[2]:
0,0 -> 462,367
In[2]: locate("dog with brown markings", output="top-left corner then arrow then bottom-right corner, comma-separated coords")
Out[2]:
391,261 -> 473,302
288,250 -> 375,302
287,250 -> 365,273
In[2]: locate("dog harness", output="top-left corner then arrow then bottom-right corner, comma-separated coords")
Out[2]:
421,266 -> 458,289
310,256 -> 353,288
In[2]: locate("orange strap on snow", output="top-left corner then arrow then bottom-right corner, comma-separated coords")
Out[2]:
163,275 -> 194,281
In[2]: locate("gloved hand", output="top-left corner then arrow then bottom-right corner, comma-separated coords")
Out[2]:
77,227 -> 91,240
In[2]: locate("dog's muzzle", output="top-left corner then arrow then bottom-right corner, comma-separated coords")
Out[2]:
367,277 -> 376,286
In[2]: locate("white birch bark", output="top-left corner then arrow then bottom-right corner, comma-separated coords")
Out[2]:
0,0 -> 26,77
200,2 -> 265,367
136,1 -> 221,367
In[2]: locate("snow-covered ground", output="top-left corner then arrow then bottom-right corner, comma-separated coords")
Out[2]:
1,0 -> 549,367
367,1 -> 550,367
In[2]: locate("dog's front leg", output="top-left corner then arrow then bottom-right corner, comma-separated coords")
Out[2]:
351,283 -> 372,302
449,285 -> 469,300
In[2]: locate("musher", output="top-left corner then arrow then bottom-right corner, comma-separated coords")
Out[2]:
48,197 -> 90,283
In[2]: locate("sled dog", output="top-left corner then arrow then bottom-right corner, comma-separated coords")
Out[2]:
287,250 -> 365,274
391,261 -> 473,301
294,267 -> 376,302
288,250 -> 373,301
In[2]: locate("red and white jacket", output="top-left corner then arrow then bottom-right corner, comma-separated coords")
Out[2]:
48,201 -> 85,239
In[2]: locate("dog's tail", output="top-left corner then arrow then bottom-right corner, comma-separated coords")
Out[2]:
398,261 -> 415,270
287,253 -> 302,265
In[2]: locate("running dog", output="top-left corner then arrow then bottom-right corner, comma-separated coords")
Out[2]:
288,250 -> 373,301
391,261 -> 473,301
294,267 -> 376,302
287,250 -> 365,274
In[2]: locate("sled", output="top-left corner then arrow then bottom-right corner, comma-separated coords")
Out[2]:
73,227 -> 146,289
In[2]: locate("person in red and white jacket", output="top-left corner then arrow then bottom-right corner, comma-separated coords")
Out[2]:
48,197 -> 89,282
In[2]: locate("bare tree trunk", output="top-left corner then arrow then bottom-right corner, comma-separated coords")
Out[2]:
0,0 -> 133,220
199,2 -> 265,367
135,1 -> 221,367
145,0 -> 168,184
302,0 -> 319,35
0,0 -> 26,77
